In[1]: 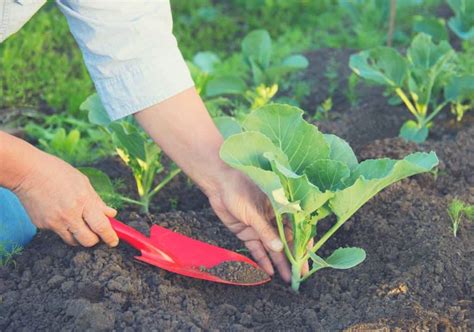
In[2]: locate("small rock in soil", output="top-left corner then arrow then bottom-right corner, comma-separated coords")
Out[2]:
200,261 -> 269,284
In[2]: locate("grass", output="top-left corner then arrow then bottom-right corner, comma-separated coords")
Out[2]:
0,243 -> 23,267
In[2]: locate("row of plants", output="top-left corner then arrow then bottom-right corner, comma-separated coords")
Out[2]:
2,1 -> 473,280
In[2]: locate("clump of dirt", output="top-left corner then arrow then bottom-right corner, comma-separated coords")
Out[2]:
200,261 -> 269,284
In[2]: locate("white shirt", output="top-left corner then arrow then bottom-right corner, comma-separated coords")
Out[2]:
0,0 -> 194,120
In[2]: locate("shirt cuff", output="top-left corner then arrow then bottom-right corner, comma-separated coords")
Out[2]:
94,46 -> 194,121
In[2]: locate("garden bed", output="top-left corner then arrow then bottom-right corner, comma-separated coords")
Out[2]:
1,51 -> 473,331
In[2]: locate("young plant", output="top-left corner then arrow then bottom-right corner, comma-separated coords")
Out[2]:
25,125 -> 93,165
447,0 -> 474,41
241,29 -> 309,86
349,33 -> 466,142
80,94 -> 181,213
447,198 -> 474,237
220,104 -> 438,291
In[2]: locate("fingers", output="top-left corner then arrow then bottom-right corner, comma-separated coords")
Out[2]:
82,198 -> 119,247
57,228 -> 79,246
246,208 -> 283,253
268,250 -> 291,282
245,240 -> 274,276
212,204 -> 276,276
67,220 -> 99,247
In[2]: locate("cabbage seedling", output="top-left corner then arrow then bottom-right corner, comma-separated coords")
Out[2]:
349,33 -> 471,143
80,94 -> 181,213
220,104 -> 438,291
447,198 -> 474,237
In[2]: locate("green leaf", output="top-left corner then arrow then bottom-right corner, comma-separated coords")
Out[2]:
265,153 -> 333,214
309,247 -> 366,270
399,120 -> 429,143
205,75 -> 247,97
281,54 -> 309,69
325,247 -> 366,269
413,16 -> 448,42
324,134 -> 358,170
407,33 -> 454,71
80,94 -> 111,127
448,17 -> 474,40
444,75 -> 474,102
213,116 -> 242,139
241,29 -> 272,69
349,47 -> 408,87
79,167 -> 115,195
330,152 -> 438,220
109,122 -> 146,161
220,132 -> 299,213
193,51 -> 220,73
243,104 -> 329,173
305,159 -> 350,192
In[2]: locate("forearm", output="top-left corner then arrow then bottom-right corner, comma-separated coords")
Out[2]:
134,87 -> 231,196
0,131 -> 41,190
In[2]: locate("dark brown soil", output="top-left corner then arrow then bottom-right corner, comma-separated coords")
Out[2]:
200,261 -> 269,284
1,49 -> 472,331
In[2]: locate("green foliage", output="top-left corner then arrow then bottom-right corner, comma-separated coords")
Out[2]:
0,5 -> 93,115
313,97 -> 333,121
80,94 -> 181,213
447,198 -> 474,237
350,33 -> 474,142
412,16 -> 448,42
447,0 -> 474,40
220,104 -> 438,290
0,243 -> 22,267
241,30 -> 309,86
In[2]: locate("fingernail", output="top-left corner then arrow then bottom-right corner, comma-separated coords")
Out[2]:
270,239 -> 283,251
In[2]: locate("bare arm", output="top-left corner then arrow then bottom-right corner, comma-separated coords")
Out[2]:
134,87 -> 291,281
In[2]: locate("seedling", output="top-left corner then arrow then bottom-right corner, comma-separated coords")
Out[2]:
447,0 -> 474,41
447,198 -> 474,237
350,33 -> 474,142
220,104 -> 438,291
25,125 -> 93,165
0,242 -> 22,268
241,29 -> 309,86
313,97 -> 333,121
80,94 -> 181,213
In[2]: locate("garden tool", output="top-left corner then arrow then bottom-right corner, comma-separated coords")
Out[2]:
109,217 -> 271,286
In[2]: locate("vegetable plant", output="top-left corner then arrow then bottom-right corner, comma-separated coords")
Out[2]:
447,0 -> 474,41
80,94 -> 181,213
220,104 -> 439,291
25,125 -> 94,166
447,198 -> 474,237
349,33 -> 472,142
241,29 -> 309,86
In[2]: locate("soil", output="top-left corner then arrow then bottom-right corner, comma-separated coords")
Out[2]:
200,262 -> 269,284
1,49 -> 472,330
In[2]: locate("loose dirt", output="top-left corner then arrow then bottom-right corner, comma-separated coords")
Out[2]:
1,49 -> 472,331
200,261 -> 269,284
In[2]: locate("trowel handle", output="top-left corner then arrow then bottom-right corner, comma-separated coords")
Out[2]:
108,217 -> 174,263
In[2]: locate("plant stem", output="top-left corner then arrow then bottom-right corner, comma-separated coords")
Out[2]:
306,215 -> 350,259
275,213 -> 296,265
118,195 -> 145,206
423,101 -> 448,126
149,168 -> 181,198
395,88 -> 420,121
291,261 -> 303,292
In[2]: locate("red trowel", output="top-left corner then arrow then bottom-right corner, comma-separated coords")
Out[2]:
109,217 -> 271,286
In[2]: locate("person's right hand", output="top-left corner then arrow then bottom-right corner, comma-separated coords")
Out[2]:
13,150 -> 119,247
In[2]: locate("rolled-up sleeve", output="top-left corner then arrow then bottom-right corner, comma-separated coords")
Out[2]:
56,0 -> 194,120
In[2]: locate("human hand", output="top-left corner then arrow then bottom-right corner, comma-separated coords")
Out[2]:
207,169 -> 296,282
13,150 -> 119,247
